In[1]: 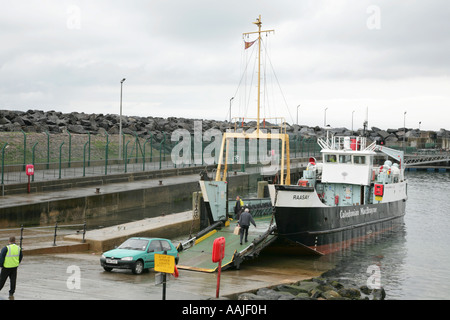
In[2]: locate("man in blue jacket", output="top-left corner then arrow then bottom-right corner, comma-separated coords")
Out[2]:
238,208 -> 256,245
0,236 -> 23,299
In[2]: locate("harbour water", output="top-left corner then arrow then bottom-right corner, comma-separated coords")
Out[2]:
317,170 -> 450,299
82,170 -> 450,300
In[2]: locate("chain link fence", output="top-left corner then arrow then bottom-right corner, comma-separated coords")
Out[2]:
1,131 -> 320,186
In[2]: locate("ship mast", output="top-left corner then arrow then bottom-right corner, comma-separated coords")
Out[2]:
215,16 -> 290,185
243,15 -> 274,133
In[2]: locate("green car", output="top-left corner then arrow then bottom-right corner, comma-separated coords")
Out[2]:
100,237 -> 179,274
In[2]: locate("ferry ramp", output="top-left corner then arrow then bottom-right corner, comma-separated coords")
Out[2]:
176,216 -> 277,272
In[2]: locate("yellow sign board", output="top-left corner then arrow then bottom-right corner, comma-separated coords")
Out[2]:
154,254 -> 175,274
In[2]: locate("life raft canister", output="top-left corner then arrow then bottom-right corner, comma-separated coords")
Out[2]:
374,184 -> 384,196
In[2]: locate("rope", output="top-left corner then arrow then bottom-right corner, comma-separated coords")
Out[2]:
260,38 -> 295,125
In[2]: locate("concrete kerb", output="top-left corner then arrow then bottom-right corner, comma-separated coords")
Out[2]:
64,210 -> 198,252
22,241 -> 90,255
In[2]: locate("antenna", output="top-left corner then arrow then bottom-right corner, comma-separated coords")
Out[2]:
363,107 -> 369,136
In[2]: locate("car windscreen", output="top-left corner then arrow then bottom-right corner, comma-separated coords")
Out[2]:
118,239 -> 149,251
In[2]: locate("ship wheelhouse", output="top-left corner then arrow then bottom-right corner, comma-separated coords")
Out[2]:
293,134 -> 406,208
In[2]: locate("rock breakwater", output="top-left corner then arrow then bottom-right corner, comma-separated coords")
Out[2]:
234,277 -> 386,300
1,109 -> 449,148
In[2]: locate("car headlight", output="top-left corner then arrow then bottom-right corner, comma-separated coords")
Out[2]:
121,257 -> 134,261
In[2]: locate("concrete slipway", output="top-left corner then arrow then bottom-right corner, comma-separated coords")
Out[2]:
3,210 -> 331,300
0,205 -> 331,300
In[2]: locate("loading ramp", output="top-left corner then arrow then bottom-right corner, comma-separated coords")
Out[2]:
176,217 -> 277,272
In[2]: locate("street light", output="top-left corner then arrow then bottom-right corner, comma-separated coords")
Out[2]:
296,104 -> 301,126
119,78 -> 126,160
351,110 -> 355,134
324,107 -> 328,127
229,97 -> 234,124
403,111 -> 407,154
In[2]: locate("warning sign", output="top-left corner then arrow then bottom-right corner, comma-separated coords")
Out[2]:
154,254 -> 175,274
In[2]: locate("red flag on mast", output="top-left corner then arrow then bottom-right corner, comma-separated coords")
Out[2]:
244,39 -> 256,49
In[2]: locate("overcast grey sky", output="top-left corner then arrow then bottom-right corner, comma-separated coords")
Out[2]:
1,0 -> 449,130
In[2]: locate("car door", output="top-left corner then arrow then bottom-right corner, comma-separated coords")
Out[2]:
160,239 -> 173,255
144,240 -> 162,268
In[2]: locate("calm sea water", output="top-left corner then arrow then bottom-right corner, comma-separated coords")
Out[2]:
321,171 -> 450,300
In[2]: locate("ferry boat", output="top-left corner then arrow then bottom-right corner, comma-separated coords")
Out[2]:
268,132 -> 408,255
199,16 -> 407,256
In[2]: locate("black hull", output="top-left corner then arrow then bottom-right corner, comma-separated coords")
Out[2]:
274,200 -> 406,255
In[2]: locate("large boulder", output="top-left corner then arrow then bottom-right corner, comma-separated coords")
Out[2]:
67,124 -> 86,134
338,287 -> 361,299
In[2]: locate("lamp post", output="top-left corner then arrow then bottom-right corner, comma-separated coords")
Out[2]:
296,104 -> 301,126
119,78 -> 126,160
351,110 -> 355,134
324,107 -> 328,127
229,97 -> 234,124
403,111 -> 407,154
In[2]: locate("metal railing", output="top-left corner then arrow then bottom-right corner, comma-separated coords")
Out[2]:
0,221 -> 86,249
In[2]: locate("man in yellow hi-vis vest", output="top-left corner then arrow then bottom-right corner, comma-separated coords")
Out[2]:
0,236 -> 23,299
234,196 -> 244,220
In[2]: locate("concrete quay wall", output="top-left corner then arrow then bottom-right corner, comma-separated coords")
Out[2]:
0,169 -> 252,228
1,165 -> 216,196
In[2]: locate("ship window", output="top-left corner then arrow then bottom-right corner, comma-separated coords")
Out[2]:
325,154 -> 337,163
339,155 -> 352,164
354,155 -> 366,164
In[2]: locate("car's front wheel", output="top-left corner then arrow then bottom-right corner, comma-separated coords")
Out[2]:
103,267 -> 113,272
132,260 -> 144,275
